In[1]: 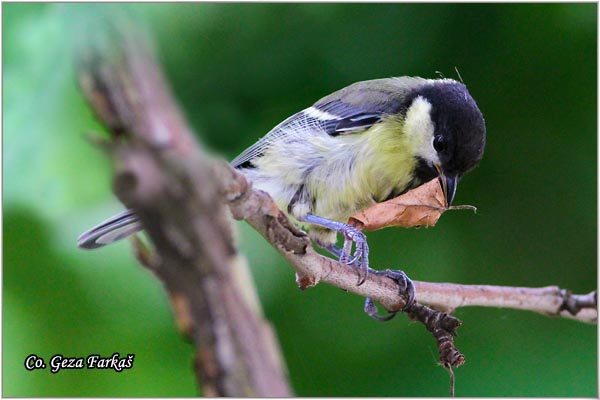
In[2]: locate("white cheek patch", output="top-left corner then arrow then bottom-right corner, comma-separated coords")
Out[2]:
404,96 -> 440,165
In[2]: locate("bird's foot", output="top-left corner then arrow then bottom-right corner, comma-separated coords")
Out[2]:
339,224 -> 369,286
302,214 -> 370,286
364,269 -> 416,321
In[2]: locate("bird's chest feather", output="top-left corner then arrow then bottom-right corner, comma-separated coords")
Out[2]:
248,120 -> 419,222
306,125 -> 418,221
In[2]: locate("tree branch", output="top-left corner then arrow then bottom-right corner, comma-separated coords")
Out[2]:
220,163 -> 597,324
75,20 -> 291,396
414,282 -> 597,323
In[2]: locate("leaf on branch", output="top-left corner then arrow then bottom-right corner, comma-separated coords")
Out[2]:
348,178 -> 476,231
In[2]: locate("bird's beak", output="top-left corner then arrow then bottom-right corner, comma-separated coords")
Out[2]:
435,164 -> 459,206
443,175 -> 459,206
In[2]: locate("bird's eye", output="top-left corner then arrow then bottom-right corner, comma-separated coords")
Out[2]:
433,135 -> 445,152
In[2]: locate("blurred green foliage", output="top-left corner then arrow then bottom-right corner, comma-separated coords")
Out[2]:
3,3 -> 596,397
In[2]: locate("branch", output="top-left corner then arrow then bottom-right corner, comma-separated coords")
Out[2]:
414,282 -> 597,323
220,163 -> 597,324
74,20 -> 291,396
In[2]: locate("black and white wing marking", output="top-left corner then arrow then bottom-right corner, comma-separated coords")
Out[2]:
230,100 -> 396,168
311,99 -> 393,134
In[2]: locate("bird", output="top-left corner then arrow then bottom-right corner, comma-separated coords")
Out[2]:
78,76 -> 486,317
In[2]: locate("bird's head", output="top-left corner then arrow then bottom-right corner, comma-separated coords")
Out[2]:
403,79 -> 486,205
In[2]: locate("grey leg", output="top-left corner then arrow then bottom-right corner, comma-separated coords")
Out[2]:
301,213 -> 369,285
307,214 -> 416,321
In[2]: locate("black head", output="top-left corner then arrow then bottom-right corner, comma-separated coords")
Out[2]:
406,79 -> 486,204
423,80 -> 486,175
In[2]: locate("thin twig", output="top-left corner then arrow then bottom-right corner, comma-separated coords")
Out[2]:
413,282 -> 597,324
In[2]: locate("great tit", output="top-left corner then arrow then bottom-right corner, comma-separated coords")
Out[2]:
78,77 -> 486,301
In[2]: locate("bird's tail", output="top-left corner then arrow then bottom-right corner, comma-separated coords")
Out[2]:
77,209 -> 142,249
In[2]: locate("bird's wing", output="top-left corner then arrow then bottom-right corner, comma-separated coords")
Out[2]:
230,102 -> 390,168
230,77 -> 427,168
231,111 -> 306,168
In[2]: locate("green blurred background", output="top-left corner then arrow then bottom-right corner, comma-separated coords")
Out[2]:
3,3 -> 597,397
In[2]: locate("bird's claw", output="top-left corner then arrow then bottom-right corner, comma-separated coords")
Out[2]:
364,297 -> 398,321
339,225 -> 369,286
300,214 -> 370,286
364,269 -> 416,321
377,269 -> 416,311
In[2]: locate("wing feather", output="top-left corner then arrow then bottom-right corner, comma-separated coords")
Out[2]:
230,104 -> 388,168
230,77 -> 425,168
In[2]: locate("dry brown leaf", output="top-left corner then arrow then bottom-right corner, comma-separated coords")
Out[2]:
348,178 -> 474,231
